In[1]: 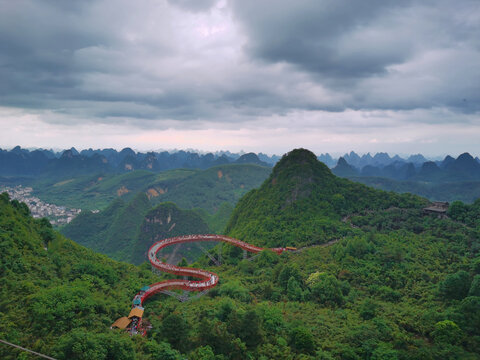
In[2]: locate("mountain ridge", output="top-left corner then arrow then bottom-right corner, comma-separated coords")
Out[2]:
226,148 -> 425,248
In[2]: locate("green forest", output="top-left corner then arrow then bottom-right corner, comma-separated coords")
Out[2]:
1,149 -> 480,359
24,163 -> 271,212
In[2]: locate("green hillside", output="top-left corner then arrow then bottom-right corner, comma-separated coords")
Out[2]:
61,193 -> 152,262
0,192 -> 183,359
194,202 -> 235,234
349,176 -> 480,204
156,164 -> 271,213
2,143 -> 480,359
31,169 -> 196,210
29,164 -> 270,214
226,149 -> 426,248
133,202 -> 211,264
184,203 -> 479,359
62,198 -> 212,264
60,164 -> 269,263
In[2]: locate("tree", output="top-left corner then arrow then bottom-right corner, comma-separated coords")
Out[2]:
144,340 -> 182,360
237,310 -> 263,349
439,271 -> 471,300
160,313 -> 189,352
472,257 -> 480,275
447,201 -> 468,221
189,346 -> 215,360
468,275 -> 480,297
53,329 -> 135,360
359,299 -> 378,320
278,264 -> 303,290
309,273 -> 344,306
289,326 -> 315,354
177,257 -> 188,267
371,342 -> 398,360
287,276 -> 303,301
455,296 -> 480,336
431,320 -> 463,345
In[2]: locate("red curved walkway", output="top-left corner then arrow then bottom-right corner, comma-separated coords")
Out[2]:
141,234 -> 286,303
113,234 -> 290,334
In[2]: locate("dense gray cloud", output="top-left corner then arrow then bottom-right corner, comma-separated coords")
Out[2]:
231,0 -> 480,113
167,0 -> 217,12
232,0 -> 412,79
0,0 -> 479,154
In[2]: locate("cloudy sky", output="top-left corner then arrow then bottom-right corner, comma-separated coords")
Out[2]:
0,0 -> 479,156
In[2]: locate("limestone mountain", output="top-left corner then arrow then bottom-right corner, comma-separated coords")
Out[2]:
226,148 -> 424,248
133,202 -> 211,264
234,152 -> 270,167
444,152 -> 480,181
332,157 -> 359,177
61,193 -> 152,261
157,164 -> 271,213
62,194 -> 215,264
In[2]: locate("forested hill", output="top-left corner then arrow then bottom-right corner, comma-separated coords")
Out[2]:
226,148 -> 427,248
0,192 -> 184,359
26,163 -> 270,212
61,193 -> 153,262
2,167 -> 480,358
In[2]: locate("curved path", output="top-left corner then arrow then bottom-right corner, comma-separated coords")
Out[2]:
114,234 -> 290,334
138,234 -> 287,305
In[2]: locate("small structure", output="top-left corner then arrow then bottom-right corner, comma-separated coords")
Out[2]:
423,201 -> 449,218
127,306 -> 145,336
111,317 -> 131,330
133,298 -> 141,306
128,307 -> 144,319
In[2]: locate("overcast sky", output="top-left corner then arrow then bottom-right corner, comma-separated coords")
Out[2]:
0,0 -> 479,156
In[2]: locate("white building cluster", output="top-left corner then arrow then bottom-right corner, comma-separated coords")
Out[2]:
0,185 -> 81,226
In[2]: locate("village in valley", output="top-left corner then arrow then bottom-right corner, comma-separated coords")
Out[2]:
0,185 -> 82,226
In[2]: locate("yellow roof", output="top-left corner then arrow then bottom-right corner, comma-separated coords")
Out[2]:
111,317 -> 131,329
128,307 -> 144,319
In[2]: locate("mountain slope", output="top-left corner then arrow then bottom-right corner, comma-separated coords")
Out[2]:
0,192 -> 181,360
226,149 -> 425,248
27,164 -> 270,213
133,202 -> 211,264
30,169 -> 196,210
350,176 -> 480,204
62,197 -> 212,264
62,194 -> 151,262
157,164 -> 271,213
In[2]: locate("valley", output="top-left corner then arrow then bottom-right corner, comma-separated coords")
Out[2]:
2,1 -> 479,358
1,148 -> 479,359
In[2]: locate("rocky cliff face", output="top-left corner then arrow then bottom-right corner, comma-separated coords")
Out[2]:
133,202 -> 210,264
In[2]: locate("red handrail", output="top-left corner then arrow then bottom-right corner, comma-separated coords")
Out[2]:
139,234 -> 286,303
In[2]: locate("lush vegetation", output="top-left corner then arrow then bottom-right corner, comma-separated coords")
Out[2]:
27,164 -> 270,212
0,192 -> 180,360
351,177 -> 480,204
2,148 -> 480,359
29,169 -> 197,211
62,199 -> 211,264
135,192 -> 480,359
61,193 -> 152,262
61,164 -> 267,263
448,198 -> 480,227
154,164 -> 271,213
133,202 -> 211,264
226,149 -> 426,248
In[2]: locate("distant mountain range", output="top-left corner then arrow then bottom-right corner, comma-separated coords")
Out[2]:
0,146 -> 277,177
332,152 -> 480,182
2,146 -> 478,178
319,150 -> 480,169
